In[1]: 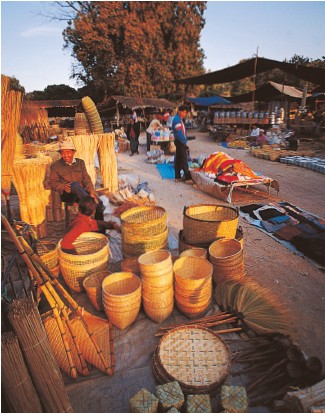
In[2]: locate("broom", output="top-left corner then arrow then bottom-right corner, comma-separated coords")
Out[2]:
2,331 -> 43,413
1,75 -> 23,220
98,132 -> 119,192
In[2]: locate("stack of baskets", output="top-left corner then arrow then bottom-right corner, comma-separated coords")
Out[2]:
58,232 -> 109,292
179,247 -> 207,260
121,206 -> 168,258
209,239 -> 245,284
83,270 -> 111,311
36,241 -> 59,277
74,112 -> 91,135
173,257 -> 213,319
102,272 -> 141,330
138,250 -> 174,323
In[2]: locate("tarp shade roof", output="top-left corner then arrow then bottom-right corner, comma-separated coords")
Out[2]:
185,96 -> 231,106
229,81 -> 312,103
98,95 -> 176,112
177,57 -> 325,87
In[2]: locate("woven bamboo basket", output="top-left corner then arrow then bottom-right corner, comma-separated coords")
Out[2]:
121,206 -> 167,237
122,228 -> 168,258
155,381 -> 185,411
36,241 -> 59,277
120,257 -> 141,276
58,232 -> 109,292
180,247 -> 207,260
220,385 -> 248,413
74,112 -> 91,135
143,301 -> 174,324
81,96 -> 103,134
83,270 -> 111,312
138,250 -> 172,273
102,272 -> 141,329
179,229 -> 244,253
208,239 -> 244,284
142,272 -> 173,290
173,257 -> 213,290
183,204 -> 238,245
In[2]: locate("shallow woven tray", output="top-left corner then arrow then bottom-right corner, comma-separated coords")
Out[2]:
156,326 -> 230,393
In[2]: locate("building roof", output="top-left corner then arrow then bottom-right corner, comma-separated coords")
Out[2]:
98,95 -> 176,112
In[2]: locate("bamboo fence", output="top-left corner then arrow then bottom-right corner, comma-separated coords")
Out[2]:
1,331 -> 43,413
98,132 -> 118,192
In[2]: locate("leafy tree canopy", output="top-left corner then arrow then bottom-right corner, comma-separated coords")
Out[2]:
61,1 -> 206,101
26,84 -> 81,100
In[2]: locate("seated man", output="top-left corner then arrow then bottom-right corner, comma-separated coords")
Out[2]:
61,196 -> 120,254
50,140 -> 104,219
250,129 -> 267,147
246,123 -> 260,143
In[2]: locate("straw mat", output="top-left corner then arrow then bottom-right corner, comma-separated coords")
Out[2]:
156,326 -> 230,393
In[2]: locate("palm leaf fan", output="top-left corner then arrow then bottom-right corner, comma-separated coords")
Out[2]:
233,280 -> 290,335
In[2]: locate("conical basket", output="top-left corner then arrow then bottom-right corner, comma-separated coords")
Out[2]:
173,257 -> 213,290
83,270 -> 111,312
102,272 -> 141,329
208,238 -> 244,284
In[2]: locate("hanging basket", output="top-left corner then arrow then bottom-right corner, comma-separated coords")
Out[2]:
183,204 -> 238,245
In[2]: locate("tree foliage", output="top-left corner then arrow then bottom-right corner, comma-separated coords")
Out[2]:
62,1 -> 206,101
26,84 -> 81,101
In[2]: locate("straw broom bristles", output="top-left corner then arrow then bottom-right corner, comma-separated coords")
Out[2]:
1,331 -> 43,413
98,132 -> 118,192
15,133 -> 26,161
1,75 -> 23,196
7,297 -> 74,413
69,134 -> 100,185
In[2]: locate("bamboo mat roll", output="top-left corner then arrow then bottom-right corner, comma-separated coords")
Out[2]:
8,298 -> 74,413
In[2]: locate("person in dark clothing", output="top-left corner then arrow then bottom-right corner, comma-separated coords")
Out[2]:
61,197 -> 120,254
172,106 -> 193,184
50,139 -> 104,220
126,116 -> 141,156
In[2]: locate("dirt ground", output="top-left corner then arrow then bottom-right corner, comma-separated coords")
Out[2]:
118,129 -> 325,368
2,128 -> 325,412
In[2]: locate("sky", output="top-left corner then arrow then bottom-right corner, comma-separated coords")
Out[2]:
1,1 -> 325,93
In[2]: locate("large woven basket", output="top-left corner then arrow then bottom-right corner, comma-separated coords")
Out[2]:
58,232 -> 109,292
102,272 -> 141,329
36,241 -> 59,277
122,228 -> 168,258
121,206 -> 167,237
120,257 -> 141,276
183,204 -> 238,245
156,326 -> 230,393
180,248 -> 207,260
83,270 -> 111,312
208,238 -> 244,284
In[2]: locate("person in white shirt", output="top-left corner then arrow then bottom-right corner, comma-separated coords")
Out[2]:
146,117 -> 162,151
250,123 -> 260,137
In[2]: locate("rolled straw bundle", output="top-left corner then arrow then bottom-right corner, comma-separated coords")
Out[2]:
81,96 -> 104,133
1,331 -> 43,413
70,134 -> 100,185
1,75 -> 23,197
12,156 -> 51,226
7,298 -> 74,413
98,132 -> 118,192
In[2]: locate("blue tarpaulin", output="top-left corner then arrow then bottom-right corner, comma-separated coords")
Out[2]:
186,96 -> 232,106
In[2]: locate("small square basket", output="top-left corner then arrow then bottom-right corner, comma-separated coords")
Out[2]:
220,385 -> 248,413
156,381 -> 185,411
186,394 -> 211,413
129,388 -> 159,413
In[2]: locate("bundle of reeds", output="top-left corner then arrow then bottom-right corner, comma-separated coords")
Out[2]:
70,134 -> 100,185
15,133 -> 26,161
7,297 -> 74,413
284,379 -> 325,413
1,75 -> 23,198
1,331 -> 43,413
98,132 -> 118,192
214,278 -> 289,336
12,155 -> 51,226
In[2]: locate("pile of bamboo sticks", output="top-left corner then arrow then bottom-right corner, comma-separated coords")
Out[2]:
2,214 -> 115,381
284,379 -> 325,413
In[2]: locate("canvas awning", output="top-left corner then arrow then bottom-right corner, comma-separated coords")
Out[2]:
177,57 -> 325,87
185,96 -> 232,106
228,81 -> 312,103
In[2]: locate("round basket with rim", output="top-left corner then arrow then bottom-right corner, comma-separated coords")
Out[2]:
120,257 -> 141,276
36,240 -> 59,277
58,232 -> 109,292
121,206 -> 167,237
183,204 -> 238,245
83,270 -> 111,312
138,250 -> 172,275
173,257 -> 213,290
122,228 -> 168,257
180,248 -> 207,260
156,326 -> 230,393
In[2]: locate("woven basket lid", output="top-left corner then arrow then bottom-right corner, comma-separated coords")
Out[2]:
157,326 -> 230,393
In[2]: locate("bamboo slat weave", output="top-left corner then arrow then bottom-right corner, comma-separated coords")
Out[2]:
157,326 -> 230,393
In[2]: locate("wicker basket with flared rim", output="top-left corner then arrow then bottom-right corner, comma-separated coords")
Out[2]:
70,312 -> 114,375
175,284 -> 212,302
143,300 -> 174,324
208,238 -> 245,283
156,326 -> 231,393
83,270 -> 112,312
36,241 -> 59,277
142,286 -> 174,306
138,250 -> 172,271
41,310 -> 84,378
179,230 -> 210,253
183,204 -> 239,245
121,206 -> 167,237
180,247 -> 208,260
103,302 -> 141,330
122,228 -> 168,258
58,233 -> 109,292
173,257 -> 213,290
121,257 -> 141,276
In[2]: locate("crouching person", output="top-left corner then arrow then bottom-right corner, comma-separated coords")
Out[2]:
61,197 -> 120,254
